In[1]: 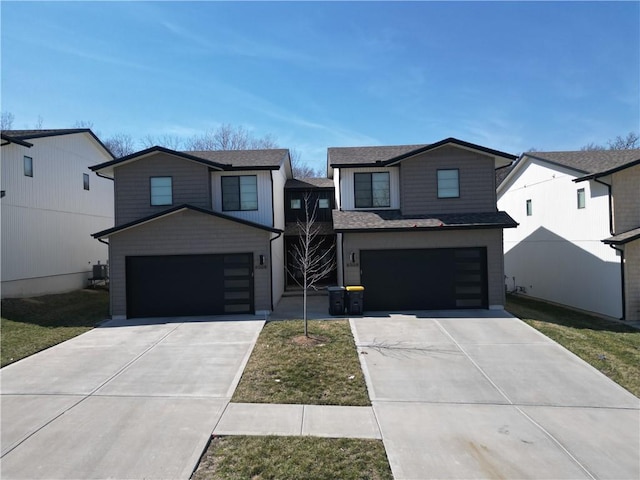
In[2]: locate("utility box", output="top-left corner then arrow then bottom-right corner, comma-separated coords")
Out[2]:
345,285 -> 364,315
327,286 -> 346,316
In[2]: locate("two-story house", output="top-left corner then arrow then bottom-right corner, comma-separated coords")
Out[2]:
1,129 -> 114,298
329,138 -> 518,311
90,146 -> 291,319
497,149 -> 640,322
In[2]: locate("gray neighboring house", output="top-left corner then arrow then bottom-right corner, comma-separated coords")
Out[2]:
328,137 -> 518,311
90,146 -> 291,319
498,149 -> 640,322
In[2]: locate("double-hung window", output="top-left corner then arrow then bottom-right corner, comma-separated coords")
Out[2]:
222,175 -> 258,211
354,172 -> 390,208
437,169 -> 459,198
150,177 -> 172,205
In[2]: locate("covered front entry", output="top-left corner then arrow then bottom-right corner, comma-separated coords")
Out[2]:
126,253 -> 254,318
360,247 -> 488,311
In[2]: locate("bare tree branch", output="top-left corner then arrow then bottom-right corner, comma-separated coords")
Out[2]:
287,193 -> 336,336
184,124 -> 278,151
1,111 -> 15,130
104,133 -> 136,158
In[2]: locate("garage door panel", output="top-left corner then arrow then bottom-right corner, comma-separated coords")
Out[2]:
360,248 -> 487,311
126,254 -> 253,318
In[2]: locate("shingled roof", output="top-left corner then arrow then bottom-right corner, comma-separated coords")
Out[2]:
185,149 -> 290,169
332,210 -> 517,232
285,178 -> 334,189
328,144 -> 427,166
526,149 -> 640,176
1,129 -> 91,139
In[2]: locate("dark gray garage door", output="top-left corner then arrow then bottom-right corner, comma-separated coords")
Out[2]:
360,248 -> 487,311
126,253 -> 254,318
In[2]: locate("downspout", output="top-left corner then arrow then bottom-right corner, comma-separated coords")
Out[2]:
269,231 -> 282,312
594,177 -> 625,320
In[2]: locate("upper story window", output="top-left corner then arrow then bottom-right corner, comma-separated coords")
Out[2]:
150,177 -> 173,206
291,198 -> 301,209
526,199 -> 532,216
437,169 -> 459,198
354,172 -> 390,208
222,175 -> 258,211
24,156 -> 33,177
577,188 -> 586,209
318,198 -> 330,209
83,173 -> 90,191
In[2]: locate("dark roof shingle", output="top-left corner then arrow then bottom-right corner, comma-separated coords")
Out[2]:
328,144 -> 427,166
526,150 -> 640,176
332,210 -> 517,232
285,178 -> 334,189
184,149 -> 289,169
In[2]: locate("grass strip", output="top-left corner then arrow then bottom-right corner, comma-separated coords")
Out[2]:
506,294 -> 640,397
232,319 -> 370,406
1,289 -> 109,367
192,436 -> 392,480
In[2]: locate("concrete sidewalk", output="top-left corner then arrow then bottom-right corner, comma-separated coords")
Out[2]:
1,317 -> 265,480
351,313 -> 640,480
214,403 -> 381,439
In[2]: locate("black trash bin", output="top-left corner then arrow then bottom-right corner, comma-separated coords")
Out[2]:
327,286 -> 346,316
345,286 -> 365,315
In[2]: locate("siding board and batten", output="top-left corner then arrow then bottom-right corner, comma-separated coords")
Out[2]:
211,170 -> 273,227
1,133 -> 114,297
498,157 -> 622,318
338,167 -> 400,210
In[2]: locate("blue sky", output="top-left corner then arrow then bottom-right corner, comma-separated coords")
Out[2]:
2,1 -> 639,170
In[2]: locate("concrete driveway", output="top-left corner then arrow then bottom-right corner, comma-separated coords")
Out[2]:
351,311 -> 640,480
1,316 -> 264,479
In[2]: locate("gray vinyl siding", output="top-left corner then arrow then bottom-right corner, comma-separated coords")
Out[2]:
114,153 -> 211,225
342,229 -> 505,308
108,209 -> 272,317
400,146 -> 496,215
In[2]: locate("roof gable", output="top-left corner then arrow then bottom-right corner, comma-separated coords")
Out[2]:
328,138 -> 516,169
499,149 -> 640,193
91,146 -> 290,177
92,204 -> 282,239
2,129 -> 113,159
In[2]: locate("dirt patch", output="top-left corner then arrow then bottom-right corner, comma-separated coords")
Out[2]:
291,334 -> 330,347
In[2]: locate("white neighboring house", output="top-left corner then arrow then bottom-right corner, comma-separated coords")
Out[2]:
497,149 -> 640,320
1,129 -> 114,298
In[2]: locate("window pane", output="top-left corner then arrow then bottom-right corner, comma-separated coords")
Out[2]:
239,176 -> 257,210
526,199 -> 532,216
318,198 -> 330,209
371,172 -> 390,207
83,173 -> 90,190
577,189 -> 585,209
291,199 -> 301,209
222,176 -> 240,211
150,177 -> 172,205
354,173 -> 372,208
437,170 -> 459,198
24,156 -> 33,177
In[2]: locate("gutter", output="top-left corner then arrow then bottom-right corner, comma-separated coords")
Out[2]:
594,176 -> 626,321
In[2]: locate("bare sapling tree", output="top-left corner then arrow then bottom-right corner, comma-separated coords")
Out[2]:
288,193 -> 336,336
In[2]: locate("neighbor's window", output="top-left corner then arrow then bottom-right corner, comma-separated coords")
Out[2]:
526,199 -> 532,216
291,198 -> 301,209
83,173 -> 90,191
222,175 -> 258,211
354,172 -> 390,208
24,156 -> 33,177
318,198 -> 330,209
437,169 -> 459,198
577,188 -> 586,209
150,177 -> 172,206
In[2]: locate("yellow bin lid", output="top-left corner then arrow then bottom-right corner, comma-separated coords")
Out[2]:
346,285 -> 364,291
